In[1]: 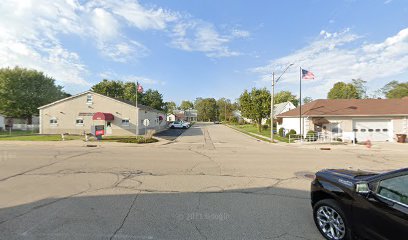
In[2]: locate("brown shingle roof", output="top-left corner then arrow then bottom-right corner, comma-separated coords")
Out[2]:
277,99 -> 408,117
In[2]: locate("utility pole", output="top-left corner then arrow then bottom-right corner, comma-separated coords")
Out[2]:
271,72 -> 275,143
271,63 -> 294,143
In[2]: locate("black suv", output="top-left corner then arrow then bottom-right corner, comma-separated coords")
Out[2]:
311,168 -> 408,240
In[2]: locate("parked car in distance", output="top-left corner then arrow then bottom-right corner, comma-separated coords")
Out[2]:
311,168 -> 407,240
169,121 -> 190,129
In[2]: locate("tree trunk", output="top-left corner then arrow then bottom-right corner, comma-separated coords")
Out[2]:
257,119 -> 262,133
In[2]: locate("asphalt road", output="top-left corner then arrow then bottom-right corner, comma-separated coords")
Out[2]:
0,123 -> 406,240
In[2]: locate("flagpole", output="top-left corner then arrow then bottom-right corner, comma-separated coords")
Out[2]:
299,67 -> 302,141
136,82 -> 139,136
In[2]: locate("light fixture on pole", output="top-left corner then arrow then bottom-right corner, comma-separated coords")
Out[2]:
271,63 -> 294,143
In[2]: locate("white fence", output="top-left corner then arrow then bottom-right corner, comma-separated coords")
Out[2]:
288,132 -> 355,144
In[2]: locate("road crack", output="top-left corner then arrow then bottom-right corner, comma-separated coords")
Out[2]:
109,193 -> 139,240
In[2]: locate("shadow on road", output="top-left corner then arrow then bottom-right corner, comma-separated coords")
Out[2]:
155,125 -> 203,141
0,186 -> 323,240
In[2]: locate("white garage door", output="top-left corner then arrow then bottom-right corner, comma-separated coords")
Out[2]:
353,119 -> 392,142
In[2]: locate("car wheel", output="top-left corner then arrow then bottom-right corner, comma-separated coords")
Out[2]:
313,199 -> 351,240
170,126 -> 175,129
182,126 -> 187,129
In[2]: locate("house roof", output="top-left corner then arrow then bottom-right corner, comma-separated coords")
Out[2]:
277,99 -> 408,117
38,90 -> 164,114
273,102 -> 294,115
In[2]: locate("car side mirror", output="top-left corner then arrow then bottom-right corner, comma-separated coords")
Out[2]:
356,182 -> 371,195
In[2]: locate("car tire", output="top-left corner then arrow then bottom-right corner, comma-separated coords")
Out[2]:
313,199 -> 352,240
170,126 -> 175,129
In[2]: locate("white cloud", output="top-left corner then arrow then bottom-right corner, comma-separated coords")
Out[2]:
251,28 -> 408,98
0,0 -> 89,86
171,21 -> 242,57
98,71 -> 165,85
231,29 -> 251,38
97,0 -> 179,30
0,0 -> 249,91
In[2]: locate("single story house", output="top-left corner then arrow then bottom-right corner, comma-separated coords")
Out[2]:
38,91 -> 167,136
277,98 -> 408,142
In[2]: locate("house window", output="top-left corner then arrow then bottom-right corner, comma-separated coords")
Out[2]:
76,118 -> 84,126
383,129 -> 388,132
50,118 -> 58,126
360,129 -> 366,132
353,129 -> 358,132
122,119 -> 130,126
368,129 -> 374,132
86,94 -> 93,104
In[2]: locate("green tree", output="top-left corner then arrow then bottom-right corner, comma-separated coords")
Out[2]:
274,91 -> 299,106
142,89 -> 165,110
351,78 -> 367,99
216,98 -> 235,121
180,100 -> 194,110
381,81 -> 408,99
91,80 -> 165,110
239,88 -> 271,132
164,101 -> 177,113
91,79 -> 124,98
303,97 -> 313,104
195,98 -> 217,121
327,82 -> 359,99
0,66 -> 68,121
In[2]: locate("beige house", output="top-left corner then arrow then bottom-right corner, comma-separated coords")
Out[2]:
38,91 -> 166,136
277,99 -> 408,142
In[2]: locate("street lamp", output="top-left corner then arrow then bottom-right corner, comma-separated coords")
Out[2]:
271,63 -> 294,143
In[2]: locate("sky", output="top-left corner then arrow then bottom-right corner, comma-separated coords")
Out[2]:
0,0 -> 407,104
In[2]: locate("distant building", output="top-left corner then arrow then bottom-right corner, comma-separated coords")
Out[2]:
38,91 -> 166,135
167,114 -> 176,122
171,109 -> 198,122
273,102 -> 296,117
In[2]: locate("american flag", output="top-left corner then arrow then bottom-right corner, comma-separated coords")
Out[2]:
137,82 -> 144,93
302,69 -> 315,80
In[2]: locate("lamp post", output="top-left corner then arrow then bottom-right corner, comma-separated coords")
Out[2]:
271,63 -> 294,143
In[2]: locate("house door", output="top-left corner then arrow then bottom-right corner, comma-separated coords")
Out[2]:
106,122 -> 112,135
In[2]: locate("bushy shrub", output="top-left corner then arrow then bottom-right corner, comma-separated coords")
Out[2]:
288,129 -> 297,136
230,116 -> 239,124
262,124 -> 269,130
306,130 -> 317,141
279,128 -> 284,137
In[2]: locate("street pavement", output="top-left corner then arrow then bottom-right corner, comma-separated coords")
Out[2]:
0,123 -> 406,240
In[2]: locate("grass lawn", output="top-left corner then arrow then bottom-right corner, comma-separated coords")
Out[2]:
0,134 -> 82,141
228,124 -> 289,143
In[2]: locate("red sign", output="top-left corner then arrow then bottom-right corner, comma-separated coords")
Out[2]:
95,130 -> 104,136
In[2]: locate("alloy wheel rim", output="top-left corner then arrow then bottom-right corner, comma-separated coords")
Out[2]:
316,206 -> 346,240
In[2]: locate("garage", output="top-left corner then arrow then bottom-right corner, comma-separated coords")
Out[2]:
353,119 -> 392,142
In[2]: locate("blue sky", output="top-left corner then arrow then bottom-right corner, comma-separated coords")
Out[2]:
1,0 -> 407,104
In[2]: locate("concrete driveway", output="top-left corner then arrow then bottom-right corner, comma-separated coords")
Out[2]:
0,123 -> 406,239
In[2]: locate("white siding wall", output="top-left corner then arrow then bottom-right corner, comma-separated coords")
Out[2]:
277,117 -> 308,136
0,115 -> 5,130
